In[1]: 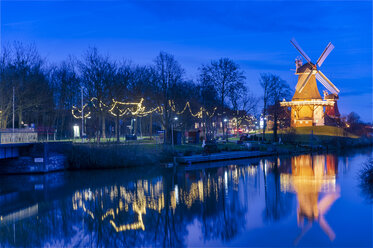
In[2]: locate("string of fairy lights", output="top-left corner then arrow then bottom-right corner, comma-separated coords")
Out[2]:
72,97 -> 218,120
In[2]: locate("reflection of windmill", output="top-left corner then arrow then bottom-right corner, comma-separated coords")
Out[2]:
294,188 -> 340,246
281,155 -> 340,246
281,39 -> 341,127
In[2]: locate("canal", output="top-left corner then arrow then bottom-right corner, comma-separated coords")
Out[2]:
0,149 -> 372,247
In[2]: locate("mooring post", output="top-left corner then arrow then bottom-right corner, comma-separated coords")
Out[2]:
43,142 -> 49,172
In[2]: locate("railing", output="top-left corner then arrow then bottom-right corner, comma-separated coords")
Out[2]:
0,129 -> 38,144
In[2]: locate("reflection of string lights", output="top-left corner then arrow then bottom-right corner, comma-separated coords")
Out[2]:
72,181 -> 165,232
71,166 -> 258,232
109,204 -> 146,232
0,204 -> 39,224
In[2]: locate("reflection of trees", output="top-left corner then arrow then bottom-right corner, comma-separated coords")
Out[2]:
179,166 -> 257,242
262,158 -> 294,222
0,164 -> 260,247
0,199 -> 79,247
199,170 -> 245,242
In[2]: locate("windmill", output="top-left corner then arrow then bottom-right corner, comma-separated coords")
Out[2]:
280,39 -> 341,127
290,38 -> 340,96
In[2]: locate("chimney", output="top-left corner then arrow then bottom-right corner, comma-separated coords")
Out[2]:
295,57 -> 303,70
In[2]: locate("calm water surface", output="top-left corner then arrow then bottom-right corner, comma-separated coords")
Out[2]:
0,149 -> 372,247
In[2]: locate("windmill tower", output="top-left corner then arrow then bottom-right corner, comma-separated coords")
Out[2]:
281,38 -> 340,127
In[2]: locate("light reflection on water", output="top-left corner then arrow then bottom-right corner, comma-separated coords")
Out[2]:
0,149 -> 372,247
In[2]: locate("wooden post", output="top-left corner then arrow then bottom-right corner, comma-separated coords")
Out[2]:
150,113 -> 153,140
43,142 -> 48,172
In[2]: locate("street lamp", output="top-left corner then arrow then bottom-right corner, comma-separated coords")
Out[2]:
172,117 -> 178,148
73,124 -> 80,140
223,118 -> 228,142
131,118 -> 136,135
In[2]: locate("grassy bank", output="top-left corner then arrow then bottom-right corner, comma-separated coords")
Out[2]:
68,144 -> 168,169
67,142 -> 251,169
66,126 -> 372,169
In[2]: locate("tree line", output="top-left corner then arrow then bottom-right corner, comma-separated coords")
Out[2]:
0,42 -> 294,142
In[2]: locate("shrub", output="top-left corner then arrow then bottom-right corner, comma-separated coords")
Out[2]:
68,144 -> 165,169
359,159 -> 373,203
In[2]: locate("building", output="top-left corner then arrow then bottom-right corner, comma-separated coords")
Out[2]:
280,39 -> 341,127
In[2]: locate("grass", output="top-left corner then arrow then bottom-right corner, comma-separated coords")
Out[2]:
257,126 -> 359,144
62,125 -> 371,169
68,143 -> 167,169
292,126 -> 358,138
67,140 -> 256,169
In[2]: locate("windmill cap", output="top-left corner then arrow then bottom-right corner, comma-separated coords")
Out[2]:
296,62 -> 314,74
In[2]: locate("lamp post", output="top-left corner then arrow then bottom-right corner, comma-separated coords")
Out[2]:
73,124 -> 79,141
131,118 -> 136,136
12,87 -> 15,143
172,117 -> 178,148
223,118 -> 228,142
81,87 -> 85,142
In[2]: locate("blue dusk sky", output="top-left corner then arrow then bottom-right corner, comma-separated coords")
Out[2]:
1,0 -> 372,121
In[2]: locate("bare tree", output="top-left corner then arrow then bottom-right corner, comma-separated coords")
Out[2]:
153,52 -> 184,143
111,61 -> 133,142
200,58 -> 245,141
0,45 -> 12,128
0,42 -> 54,129
268,77 -> 291,142
260,73 -> 291,142
230,86 -> 257,137
79,47 -> 117,141
260,73 -> 275,141
198,70 -> 220,140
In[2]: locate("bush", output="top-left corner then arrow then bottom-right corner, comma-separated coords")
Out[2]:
281,127 -> 296,144
203,144 -> 219,154
68,144 -> 164,169
359,159 -> 373,203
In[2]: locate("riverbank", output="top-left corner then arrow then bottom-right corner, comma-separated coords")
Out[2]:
67,142 -> 251,169
0,133 -> 371,174
67,135 -> 373,169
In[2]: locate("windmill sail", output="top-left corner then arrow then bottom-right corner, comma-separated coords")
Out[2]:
316,70 -> 340,94
298,70 -> 314,93
317,43 -> 335,67
291,38 -> 312,63
315,73 -> 335,94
